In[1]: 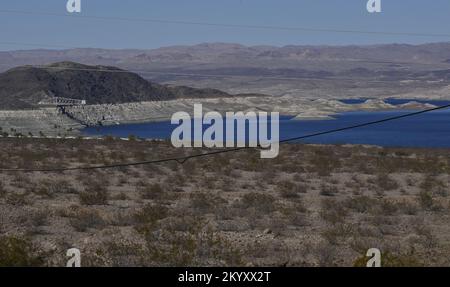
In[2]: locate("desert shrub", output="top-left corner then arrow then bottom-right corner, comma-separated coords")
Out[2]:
378,199 -> 399,216
314,243 -> 338,267
30,210 -> 49,227
420,175 -> 448,198
368,215 -> 398,227
397,201 -> 419,215
420,175 -> 435,192
375,174 -> 399,191
142,220 -> 243,267
69,208 -> 106,232
241,156 -> 262,172
10,174 -> 32,189
435,186 -> 448,198
278,180 -> 296,198
164,174 -> 187,190
103,239 -> 145,267
139,183 -> 163,200
216,219 -> 250,232
34,179 -> 77,198
0,181 -> 6,198
393,150 -> 410,157
320,199 -> 347,224
113,192 -> 129,201
0,236 -> 44,267
295,183 -> 308,194
293,200 -> 308,213
214,205 -> 239,221
190,192 -> 214,212
134,203 -> 169,227
345,196 -> 377,213
33,180 -> 56,198
79,184 -> 109,205
414,224 -> 438,248
110,210 -> 136,227
6,192 -> 29,206
239,192 -> 276,213
417,191 -> 435,210
308,148 -> 341,176
189,192 -> 222,214
321,223 -> 355,245
286,212 -> 308,227
280,203 -> 308,227
310,157 -> 333,177
278,180 -> 308,198
319,184 -> 339,197
116,175 -> 128,186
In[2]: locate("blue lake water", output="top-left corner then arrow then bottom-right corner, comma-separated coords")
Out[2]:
83,109 -> 450,148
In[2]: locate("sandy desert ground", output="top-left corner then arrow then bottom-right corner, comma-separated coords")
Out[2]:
0,137 -> 448,267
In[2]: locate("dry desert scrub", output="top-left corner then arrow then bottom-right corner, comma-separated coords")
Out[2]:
0,137 -> 448,266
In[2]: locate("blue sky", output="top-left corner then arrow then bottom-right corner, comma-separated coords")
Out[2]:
1,0 -> 450,50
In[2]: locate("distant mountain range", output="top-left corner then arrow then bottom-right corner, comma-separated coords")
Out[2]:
1,43 -> 450,105
0,62 -> 236,109
2,42 -> 450,68
2,42 -> 450,84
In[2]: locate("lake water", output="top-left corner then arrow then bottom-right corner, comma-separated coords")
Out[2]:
83,108 -> 450,148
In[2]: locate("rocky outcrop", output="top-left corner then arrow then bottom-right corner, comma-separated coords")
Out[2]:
0,62 -> 236,110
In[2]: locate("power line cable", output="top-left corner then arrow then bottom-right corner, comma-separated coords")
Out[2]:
1,9 -> 450,38
1,103 -> 449,173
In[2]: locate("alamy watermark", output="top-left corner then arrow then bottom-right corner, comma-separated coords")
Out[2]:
367,0 -> 382,13
66,0 -> 81,13
366,248 -> 381,267
63,247 -> 381,267
67,1 -> 381,14
171,104 -> 280,159
66,248 -> 81,267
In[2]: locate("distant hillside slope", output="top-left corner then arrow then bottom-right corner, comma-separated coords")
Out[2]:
2,43 -> 450,89
0,62 -> 232,109
3,43 -> 450,67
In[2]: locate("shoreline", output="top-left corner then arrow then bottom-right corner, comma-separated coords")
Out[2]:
0,96 -> 444,137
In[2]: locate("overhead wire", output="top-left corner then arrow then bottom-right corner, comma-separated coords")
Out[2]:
1,103 -> 449,172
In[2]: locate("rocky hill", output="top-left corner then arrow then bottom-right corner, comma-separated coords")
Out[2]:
0,62 -> 233,110
2,43 -> 450,103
